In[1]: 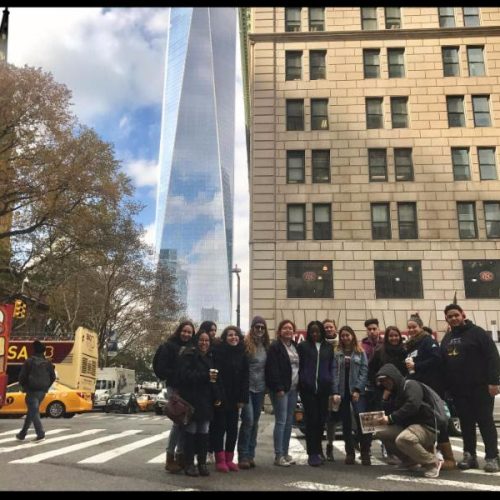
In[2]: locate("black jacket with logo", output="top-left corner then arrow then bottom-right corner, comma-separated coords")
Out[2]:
440,320 -> 500,396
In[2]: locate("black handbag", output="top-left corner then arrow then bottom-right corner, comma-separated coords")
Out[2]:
163,393 -> 194,426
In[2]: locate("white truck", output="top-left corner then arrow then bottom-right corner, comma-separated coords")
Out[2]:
93,367 -> 136,409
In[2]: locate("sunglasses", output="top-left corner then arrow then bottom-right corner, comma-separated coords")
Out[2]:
254,325 -> 265,331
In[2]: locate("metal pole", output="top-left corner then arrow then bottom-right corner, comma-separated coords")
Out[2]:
236,271 -> 240,328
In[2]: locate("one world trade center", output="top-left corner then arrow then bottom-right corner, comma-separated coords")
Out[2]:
155,8 -> 236,326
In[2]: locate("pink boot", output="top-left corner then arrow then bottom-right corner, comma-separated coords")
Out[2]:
215,451 -> 229,473
225,451 -> 239,472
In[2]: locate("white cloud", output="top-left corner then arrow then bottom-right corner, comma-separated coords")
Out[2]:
165,192 -> 224,224
124,159 -> 159,188
141,221 -> 156,248
9,7 -> 168,125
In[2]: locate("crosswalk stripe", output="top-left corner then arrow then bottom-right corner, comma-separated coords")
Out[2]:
378,474 -> 500,491
79,430 -> 171,464
287,481 -> 376,492
0,429 -> 104,454
0,429 -> 20,437
0,429 -> 67,445
288,434 -> 308,464
10,430 -> 141,463
147,431 -> 172,463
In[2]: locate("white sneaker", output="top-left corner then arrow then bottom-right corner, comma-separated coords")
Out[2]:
424,458 -> 443,478
274,456 -> 291,467
284,455 -> 296,465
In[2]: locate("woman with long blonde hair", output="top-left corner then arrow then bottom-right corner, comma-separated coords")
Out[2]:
237,316 -> 271,469
332,325 -> 371,465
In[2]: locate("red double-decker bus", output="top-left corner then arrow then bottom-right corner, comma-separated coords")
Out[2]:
0,304 -> 13,408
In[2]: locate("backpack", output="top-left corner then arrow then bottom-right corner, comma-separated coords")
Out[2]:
28,357 -> 52,392
405,379 -> 449,429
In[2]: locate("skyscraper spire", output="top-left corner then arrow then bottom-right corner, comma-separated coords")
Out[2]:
0,7 -> 9,62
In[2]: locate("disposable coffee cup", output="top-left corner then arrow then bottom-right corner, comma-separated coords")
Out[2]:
406,357 -> 415,375
209,369 -> 218,382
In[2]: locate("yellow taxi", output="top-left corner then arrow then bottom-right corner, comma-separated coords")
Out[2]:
136,394 -> 155,412
0,381 -> 93,418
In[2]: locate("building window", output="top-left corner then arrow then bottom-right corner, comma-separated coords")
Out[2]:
394,148 -> 414,181
463,7 -> 480,27
467,46 -> 485,76
391,97 -> 408,128
463,260 -> 500,298
285,51 -> 302,81
478,147 -> 497,180
374,260 -> 423,299
287,260 -> 333,299
361,7 -> 378,30
442,47 -> 460,77
484,202 -> 500,238
285,8 -> 301,32
438,7 -> 455,28
451,148 -> 471,180
310,50 -> 326,80
457,202 -> 478,239
286,99 -> 304,131
309,7 -> 325,31
287,204 -> 305,240
287,150 -> 305,184
313,204 -> 331,240
388,48 -> 405,78
472,95 -> 491,127
371,203 -> 391,240
311,99 -> 329,130
368,149 -> 387,182
312,149 -> 330,183
385,7 -> 401,29
366,98 -> 383,129
398,202 -> 418,239
363,49 -> 380,78
446,96 -> 465,127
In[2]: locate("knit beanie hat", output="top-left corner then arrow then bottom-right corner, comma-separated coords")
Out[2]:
33,340 -> 45,354
251,315 -> 267,328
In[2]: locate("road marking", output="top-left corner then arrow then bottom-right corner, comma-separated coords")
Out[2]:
0,429 -> 20,437
378,474 -> 500,491
10,430 -> 141,463
147,431 -> 172,463
288,433 -> 308,464
287,481 -> 375,492
0,429 -> 67,445
79,430 -> 171,463
0,429 -> 105,454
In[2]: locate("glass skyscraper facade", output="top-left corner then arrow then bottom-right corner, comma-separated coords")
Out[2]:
155,7 -> 236,326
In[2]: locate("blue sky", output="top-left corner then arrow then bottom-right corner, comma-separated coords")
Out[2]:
7,7 -> 250,329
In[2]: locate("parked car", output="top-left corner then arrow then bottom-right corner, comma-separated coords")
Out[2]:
0,381 -> 93,418
153,389 -> 168,416
104,393 -> 140,414
136,394 -> 155,412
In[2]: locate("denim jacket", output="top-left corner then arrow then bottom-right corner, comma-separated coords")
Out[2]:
332,350 -> 368,396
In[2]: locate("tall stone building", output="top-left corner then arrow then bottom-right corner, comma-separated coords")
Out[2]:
245,7 -> 500,335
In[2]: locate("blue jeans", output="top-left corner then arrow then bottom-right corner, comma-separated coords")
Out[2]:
237,391 -> 265,460
19,391 -> 46,438
166,386 -> 184,454
270,389 -> 298,458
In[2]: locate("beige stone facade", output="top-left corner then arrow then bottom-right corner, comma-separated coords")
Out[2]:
247,7 -> 500,337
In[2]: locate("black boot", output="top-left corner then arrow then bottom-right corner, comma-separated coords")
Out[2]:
196,433 -> 210,476
184,432 -> 199,477
326,443 -> 334,462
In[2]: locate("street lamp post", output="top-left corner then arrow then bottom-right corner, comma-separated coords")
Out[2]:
232,265 -> 241,328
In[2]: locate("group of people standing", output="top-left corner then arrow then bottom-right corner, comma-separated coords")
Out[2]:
153,303 -> 500,479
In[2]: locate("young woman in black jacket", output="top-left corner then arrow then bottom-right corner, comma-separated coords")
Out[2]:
176,331 -> 222,477
265,319 -> 300,467
212,326 -> 249,472
297,320 -> 335,467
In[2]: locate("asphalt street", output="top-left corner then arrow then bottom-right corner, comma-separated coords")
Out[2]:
0,411 -> 499,491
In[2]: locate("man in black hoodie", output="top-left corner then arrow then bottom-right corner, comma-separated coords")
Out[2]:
373,363 -> 443,478
16,340 -> 56,442
440,304 -> 500,473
